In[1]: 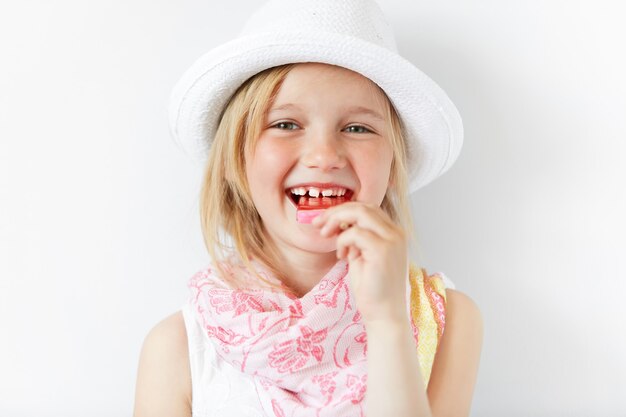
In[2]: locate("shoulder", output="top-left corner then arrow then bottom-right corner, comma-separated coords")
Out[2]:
134,311 -> 192,417
445,289 -> 482,326
427,289 -> 483,416
442,288 -> 483,354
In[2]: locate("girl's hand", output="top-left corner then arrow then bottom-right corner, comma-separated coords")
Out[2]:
312,202 -> 409,324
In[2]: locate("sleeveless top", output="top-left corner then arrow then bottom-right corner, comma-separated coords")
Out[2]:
181,264 -> 454,417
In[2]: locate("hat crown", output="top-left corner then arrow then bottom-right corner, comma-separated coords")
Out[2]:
241,0 -> 397,51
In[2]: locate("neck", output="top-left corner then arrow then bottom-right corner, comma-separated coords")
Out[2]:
264,238 -> 339,298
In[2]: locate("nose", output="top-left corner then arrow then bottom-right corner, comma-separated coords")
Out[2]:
301,131 -> 347,171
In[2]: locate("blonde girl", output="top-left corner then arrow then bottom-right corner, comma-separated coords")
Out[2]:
134,1 -> 482,416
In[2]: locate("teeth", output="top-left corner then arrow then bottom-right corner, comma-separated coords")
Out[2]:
289,186 -> 349,197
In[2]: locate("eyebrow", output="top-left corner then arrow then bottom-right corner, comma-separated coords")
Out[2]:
268,103 -> 384,121
348,106 -> 385,121
268,103 -> 301,113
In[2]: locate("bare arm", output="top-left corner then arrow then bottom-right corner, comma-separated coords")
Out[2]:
133,311 -> 192,417
427,289 -> 483,417
365,289 -> 483,417
365,317 -> 432,416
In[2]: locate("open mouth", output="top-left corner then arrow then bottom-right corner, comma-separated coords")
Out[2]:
285,185 -> 354,210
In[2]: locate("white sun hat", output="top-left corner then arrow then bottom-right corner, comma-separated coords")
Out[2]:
169,0 -> 463,192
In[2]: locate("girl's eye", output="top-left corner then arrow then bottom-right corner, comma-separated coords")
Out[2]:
344,125 -> 372,134
272,121 -> 300,130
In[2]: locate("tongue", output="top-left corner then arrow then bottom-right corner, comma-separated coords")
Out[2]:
296,196 -> 349,224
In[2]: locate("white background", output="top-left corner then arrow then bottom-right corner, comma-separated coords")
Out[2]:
1,0 -> 624,415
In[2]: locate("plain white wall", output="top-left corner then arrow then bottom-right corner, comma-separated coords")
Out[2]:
0,0 -> 624,415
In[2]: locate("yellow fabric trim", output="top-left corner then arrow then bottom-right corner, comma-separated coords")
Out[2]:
408,263 -> 447,388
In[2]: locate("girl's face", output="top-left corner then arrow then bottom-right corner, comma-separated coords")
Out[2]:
245,63 -> 393,254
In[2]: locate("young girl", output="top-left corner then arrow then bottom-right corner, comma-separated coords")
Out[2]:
134,1 -> 482,416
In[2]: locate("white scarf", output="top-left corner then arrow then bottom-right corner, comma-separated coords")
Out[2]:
189,259 -> 418,417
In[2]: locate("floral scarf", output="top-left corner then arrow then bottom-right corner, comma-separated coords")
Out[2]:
188,258 -> 446,417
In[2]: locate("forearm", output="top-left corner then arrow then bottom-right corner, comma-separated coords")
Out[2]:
364,319 -> 432,417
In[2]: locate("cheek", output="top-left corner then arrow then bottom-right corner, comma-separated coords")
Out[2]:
354,144 -> 393,201
246,140 -> 293,192
258,144 -> 288,170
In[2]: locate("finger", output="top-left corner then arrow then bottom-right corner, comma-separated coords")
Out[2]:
319,203 -> 396,239
337,240 -> 348,259
347,245 -> 361,261
336,239 -> 362,261
338,243 -> 362,261
335,225 -> 384,259
311,201 -> 362,225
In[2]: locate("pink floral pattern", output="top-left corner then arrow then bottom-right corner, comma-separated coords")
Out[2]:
208,288 -> 264,316
312,371 -> 339,396
268,326 -> 327,373
205,324 -> 247,346
341,374 -> 368,404
314,278 -> 345,307
271,399 -> 286,417
189,258 -> 447,417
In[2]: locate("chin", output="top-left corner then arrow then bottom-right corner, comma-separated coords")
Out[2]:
300,243 -> 337,255
292,231 -> 337,254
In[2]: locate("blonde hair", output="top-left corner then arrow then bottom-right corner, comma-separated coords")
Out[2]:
200,64 -> 411,294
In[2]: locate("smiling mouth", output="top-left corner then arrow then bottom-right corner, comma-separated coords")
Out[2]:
285,185 -> 354,209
